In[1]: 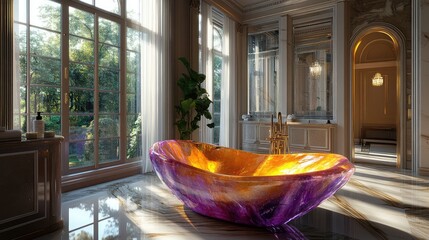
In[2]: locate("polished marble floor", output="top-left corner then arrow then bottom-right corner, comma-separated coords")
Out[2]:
37,163 -> 429,240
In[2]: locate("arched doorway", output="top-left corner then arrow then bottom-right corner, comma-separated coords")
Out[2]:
351,25 -> 406,167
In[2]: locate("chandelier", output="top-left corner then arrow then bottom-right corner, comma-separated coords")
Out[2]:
372,72 -> 384,86
309,61 -> 322,78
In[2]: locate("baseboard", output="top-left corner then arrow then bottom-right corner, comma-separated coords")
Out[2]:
418,167 -> 429,176
62,162 -> 142,192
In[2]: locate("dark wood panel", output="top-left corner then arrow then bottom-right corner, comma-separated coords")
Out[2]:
0,137 -> 63,240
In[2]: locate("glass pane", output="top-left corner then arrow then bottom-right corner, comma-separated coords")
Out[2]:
99,138 -> 119,163
30,57 -> 61,85
213,26 -> 223,52
126,0 -> 141,22
69,140 -> 95,168
99,45 -> 119,68
69,7 -> 94,39
127,28 -> 141,52
213,54 -> 222,100
19,114 -> 28,133
99,18 -> 119,46
14,0 -> 27,23
20,86 -> 27,113
293,21 -> 333,119
213,100 -> 221,113
70,36 -> 95,63
99,92 -> 119,113
30,28 -> 61,57
30,0 -> 61,32
127,135 -> 142,160
248,30 -> 279,115
79,0 -> 93,5
99,68 -> 119,91
126,114 -> 140,136
214,126 -> 220,144
44,115 -> 61,134
98,115 -> 119,138
69,63 -> 94,88
248,51 -> 278,114
15,24 -> 27,54
126,73 -> 138,93
70,115 -> 94,141
29,87 -> 61,114
95,0 -> 120,14
69,89 -> 94,113
126,94 -> 138,114
126,51 -> 139,74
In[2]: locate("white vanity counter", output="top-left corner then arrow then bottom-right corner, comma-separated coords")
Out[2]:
287,122 -> 336,153
240,120 -> 336,153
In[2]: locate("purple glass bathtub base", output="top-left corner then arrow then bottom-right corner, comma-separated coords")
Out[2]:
150,154 -> 354,227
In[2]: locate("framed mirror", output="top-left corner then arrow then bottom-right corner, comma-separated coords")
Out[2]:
248,29 -> 279,117
292,19 -> 333,120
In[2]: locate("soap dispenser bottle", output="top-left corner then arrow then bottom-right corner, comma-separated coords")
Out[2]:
33,112 -> 45,138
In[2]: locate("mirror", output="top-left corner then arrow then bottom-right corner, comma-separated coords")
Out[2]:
248,30 -> 279,117
292,19 -> 333,120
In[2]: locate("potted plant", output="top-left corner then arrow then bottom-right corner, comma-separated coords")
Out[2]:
175,57 -> 214,140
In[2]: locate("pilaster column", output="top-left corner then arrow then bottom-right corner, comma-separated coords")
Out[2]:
0,0 -> 14,128
189,0 -> 200,70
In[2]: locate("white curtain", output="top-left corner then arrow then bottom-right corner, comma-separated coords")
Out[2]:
200,2 -> 214,142
140,0 -> 171,172
201,1 -> 238,148
219,15 -> 238,148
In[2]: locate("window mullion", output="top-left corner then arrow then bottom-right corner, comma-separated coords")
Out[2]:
119,8 -> 127,162
94,14 -> 100,167
62,3 -> 70,174
25,0 -> 31,133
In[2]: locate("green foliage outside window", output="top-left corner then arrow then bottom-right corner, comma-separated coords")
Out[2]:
16,2 -> 143,168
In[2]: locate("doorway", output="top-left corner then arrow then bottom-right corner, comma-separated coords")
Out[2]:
351,27 -> 405,167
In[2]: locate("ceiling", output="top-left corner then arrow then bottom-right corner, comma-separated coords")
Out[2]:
229,0 -> 266,9
220,0 -> 315,23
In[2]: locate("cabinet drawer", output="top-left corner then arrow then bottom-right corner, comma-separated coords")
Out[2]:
307,128 -> 330,151
289,127 -> 307,148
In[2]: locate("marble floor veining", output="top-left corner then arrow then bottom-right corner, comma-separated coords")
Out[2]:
37,164 -> 429,240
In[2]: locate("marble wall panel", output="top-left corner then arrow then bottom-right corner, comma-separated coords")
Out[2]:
421,1 -> 429,167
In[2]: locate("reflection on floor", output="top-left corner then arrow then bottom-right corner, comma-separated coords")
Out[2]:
37,164 -> 429,240
354,143 -> 397,165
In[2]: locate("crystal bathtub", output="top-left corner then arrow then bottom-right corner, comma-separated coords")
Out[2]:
149,140 -> 354,227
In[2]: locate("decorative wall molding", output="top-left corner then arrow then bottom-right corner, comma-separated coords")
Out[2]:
411,0 -> 421,173
190,0 -> 200,9
241,0 -> 289,13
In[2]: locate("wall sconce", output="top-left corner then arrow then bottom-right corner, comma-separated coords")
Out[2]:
372,72 -> 384,86
309,61 -> 322,78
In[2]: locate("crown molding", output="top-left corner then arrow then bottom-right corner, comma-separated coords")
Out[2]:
223,0 -> 338,24
204,0 -> 243,23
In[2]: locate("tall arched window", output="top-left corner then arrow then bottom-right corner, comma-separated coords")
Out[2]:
200,2 -> 237,147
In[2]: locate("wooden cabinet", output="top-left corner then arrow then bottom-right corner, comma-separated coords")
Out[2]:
241,121 -> 335,154
288,123 -> 336,153
241,121 -> 271,153
0,137 -> 63,240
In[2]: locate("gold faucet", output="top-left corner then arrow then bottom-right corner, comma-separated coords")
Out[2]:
268,112 -> 289,154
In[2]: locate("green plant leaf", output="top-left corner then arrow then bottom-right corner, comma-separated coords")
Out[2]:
180,98 -> 195,113
175,57 -> 213,139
